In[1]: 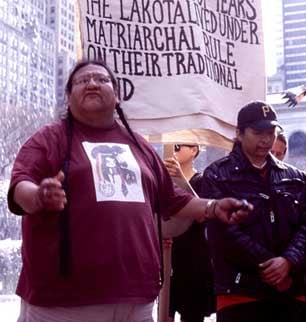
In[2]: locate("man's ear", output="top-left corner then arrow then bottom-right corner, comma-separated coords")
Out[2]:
64,94 -> 71,109
113,88 -> 120,104
191,146 -> 198,157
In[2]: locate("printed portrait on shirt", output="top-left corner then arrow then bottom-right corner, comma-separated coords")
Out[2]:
82,142 -> 145,202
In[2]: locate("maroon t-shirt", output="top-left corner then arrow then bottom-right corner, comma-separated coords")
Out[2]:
8,120 -> 192,306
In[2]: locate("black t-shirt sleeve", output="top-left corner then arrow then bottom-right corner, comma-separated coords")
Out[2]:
189,172 -> 203,195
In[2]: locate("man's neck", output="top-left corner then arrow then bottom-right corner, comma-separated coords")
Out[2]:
251,160 -> 267,170
246,155 -> 267,169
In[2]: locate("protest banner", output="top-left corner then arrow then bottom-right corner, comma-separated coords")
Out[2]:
77,0 -> 265,147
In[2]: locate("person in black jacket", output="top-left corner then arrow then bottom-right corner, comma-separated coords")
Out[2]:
164,144 -> 216,322
200,101 -> 306,322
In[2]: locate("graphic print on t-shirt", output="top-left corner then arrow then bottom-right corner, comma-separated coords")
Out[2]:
82,142 -> 145,202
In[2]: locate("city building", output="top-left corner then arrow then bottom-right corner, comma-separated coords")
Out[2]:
267,66 -> 285,94
282,0 -> 306,89
265,0 -> 285,94
0,0 -> 56,177
274,0 -> 285,69
0,0 -> 55,111
46,0 -> 77,114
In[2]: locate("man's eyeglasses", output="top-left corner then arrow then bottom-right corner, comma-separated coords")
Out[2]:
174,144 -> 198,152
73,74 -> 112,86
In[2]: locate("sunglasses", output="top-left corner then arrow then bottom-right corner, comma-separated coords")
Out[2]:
174,144 -> 198,152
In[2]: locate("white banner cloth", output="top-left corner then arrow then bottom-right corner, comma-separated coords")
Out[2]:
78,0 -> 265,146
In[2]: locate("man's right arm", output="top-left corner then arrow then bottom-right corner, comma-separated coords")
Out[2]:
13,171 -> 67,215
200,166 -> 275,267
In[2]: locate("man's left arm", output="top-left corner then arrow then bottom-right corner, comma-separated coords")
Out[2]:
282,176 -> 306,270
282,217 -> 306,270
259,205 -> 306,288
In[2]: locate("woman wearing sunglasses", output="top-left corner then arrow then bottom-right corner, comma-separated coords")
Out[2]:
164,144 -> 216,322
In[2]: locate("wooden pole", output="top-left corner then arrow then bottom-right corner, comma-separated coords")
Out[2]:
75,1 -> 83,60
158,144 -> 173,322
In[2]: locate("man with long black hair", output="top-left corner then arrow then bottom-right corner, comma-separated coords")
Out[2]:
8,59 -> 251,322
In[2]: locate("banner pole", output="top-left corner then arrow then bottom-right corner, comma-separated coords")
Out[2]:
158,144 -> 173,322
75,0 -> 83,60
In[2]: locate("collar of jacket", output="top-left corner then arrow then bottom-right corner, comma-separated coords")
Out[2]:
229,142 -> 288,173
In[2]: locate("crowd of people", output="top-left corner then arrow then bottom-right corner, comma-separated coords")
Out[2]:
201,102 -> 306,322
6,58 -> 306,322
163,104 -> 306,322
7,59 -> 250,322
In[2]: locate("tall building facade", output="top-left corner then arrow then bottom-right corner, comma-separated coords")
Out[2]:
283,0 -> 306,89
264,0 -> 285,94
0,0 -> 55,176
274,0 -> 285,69
0,0 -> 55,111
46,0 -> 77,113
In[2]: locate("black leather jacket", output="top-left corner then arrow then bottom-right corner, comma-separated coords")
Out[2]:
201,143 -> 306,297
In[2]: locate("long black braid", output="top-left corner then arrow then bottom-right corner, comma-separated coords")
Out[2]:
59,110 -> 73,276
116,103 -> 164,285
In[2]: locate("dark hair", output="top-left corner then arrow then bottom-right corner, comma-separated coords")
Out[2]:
194,146 -> 200,158
232,139 -> 241,151
174,144 -> 200,158
236,125 -> 246,133
276,132 -> 287,146
65,59 -> 118,95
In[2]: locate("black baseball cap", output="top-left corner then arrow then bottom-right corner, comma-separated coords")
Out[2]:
237,101 -> 283,131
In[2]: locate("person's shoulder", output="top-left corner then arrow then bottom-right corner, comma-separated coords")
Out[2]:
125,127 -> 155,151
117,124 -> 158,159
191,172 -> 202,181
130,129 -> 152,146
189,172 -> 203,192
205,155 -> 231,171
202,156 -> 232,183
36,119 -> 65,136
270,154 -> 306,182
22,120 -> 65,147
277,161 -> 306,180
